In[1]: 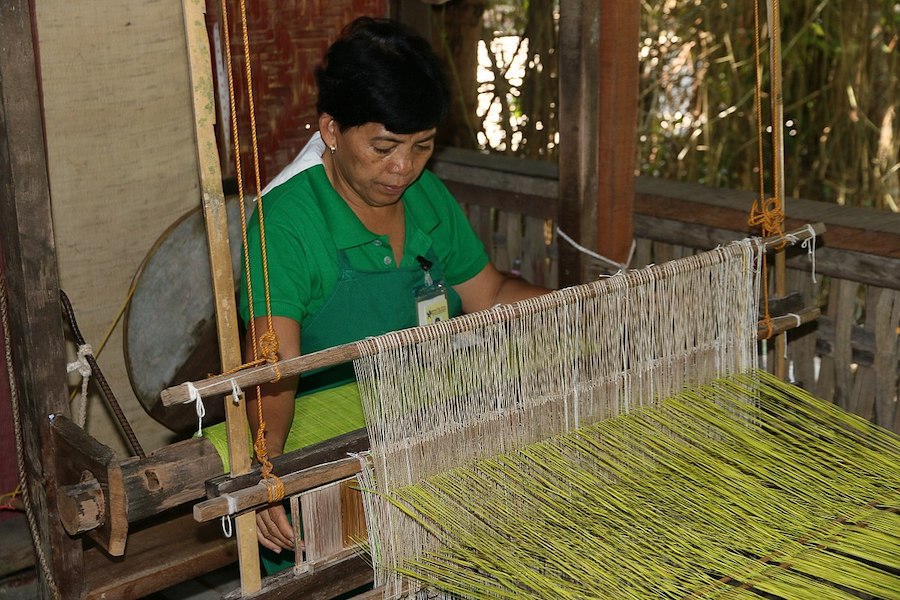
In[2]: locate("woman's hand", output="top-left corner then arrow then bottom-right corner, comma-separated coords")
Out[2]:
256,503 -> 295,553
245,316 -> 303,554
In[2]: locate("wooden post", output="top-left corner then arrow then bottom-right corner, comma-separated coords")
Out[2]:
558,0 -> 639,286
597,1 -> 639,269
395,0 -> 433,39
0,0 -> 84,597
182,0 -> 261,594
767,0 -> 788,380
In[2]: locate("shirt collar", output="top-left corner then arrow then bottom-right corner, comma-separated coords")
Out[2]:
308,165 -> 377,249
309,167 -> 441,249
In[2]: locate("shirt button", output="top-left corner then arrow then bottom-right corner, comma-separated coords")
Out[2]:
373,240 -> 382,247
383,256 -> 392,265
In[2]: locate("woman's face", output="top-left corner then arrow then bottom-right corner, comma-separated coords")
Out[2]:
321,116 -> 436,210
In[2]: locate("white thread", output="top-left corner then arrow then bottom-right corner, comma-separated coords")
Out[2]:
783,313 -> 802,359
188,381 -> 205,437
66,343 -> 93,428
800,225 -> 818,284
785,224 -> 818,284
556,227 -> 634,271
221,515 -> 233,538
230,378 -> 242,404
226,494 -> 238,515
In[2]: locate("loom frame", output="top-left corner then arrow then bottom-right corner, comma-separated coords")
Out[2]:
3,1 -> 898,599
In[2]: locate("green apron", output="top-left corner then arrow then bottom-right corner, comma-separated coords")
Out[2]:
297,246 -> 462,393
262,242 -> 462,573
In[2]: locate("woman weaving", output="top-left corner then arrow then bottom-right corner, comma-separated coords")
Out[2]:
238,17 -> 550,567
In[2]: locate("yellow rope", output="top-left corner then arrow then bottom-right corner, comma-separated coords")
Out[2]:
219,0 -> 282,502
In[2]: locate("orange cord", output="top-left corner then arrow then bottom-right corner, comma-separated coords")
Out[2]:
219,0 -> 283,502
749,0 -> 786,340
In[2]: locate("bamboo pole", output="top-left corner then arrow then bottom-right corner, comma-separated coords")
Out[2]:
182,0 -> 261,593
767,0 -> 788,380
161,223 -> 826,407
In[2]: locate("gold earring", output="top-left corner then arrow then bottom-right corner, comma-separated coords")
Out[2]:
330,145 -> 336,155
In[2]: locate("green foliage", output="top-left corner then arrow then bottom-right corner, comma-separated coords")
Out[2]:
438,1 -> 898,208
638,0 -> 899,209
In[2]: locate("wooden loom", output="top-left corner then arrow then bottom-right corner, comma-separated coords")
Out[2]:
2,2 -> 891,600
159,4 -> 896,594
161,228 -> 900,600
161,225 -> 883,600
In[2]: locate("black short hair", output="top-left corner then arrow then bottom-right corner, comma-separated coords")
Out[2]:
316,17 -> 451,134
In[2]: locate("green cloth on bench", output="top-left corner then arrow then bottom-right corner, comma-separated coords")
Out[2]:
201,381 -> 364,472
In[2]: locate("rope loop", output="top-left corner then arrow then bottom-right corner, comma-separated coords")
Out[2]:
748,196 -> 786,243
221,515 -> 233,538
66,343 -> 93,378
258,329 -> 282,382
67,343 -> 94,428
261,475 -> 285,504
253,419 -> 285,503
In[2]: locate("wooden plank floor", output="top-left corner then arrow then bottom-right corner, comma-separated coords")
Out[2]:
142,564 -> 240,600
0,564 -> 241,600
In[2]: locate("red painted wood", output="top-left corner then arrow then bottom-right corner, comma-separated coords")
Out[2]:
206,0 -> 390,189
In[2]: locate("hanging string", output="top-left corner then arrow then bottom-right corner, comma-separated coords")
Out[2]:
66,343 -> 93,428
218,0 -> 282,501
188,381 -> 206,437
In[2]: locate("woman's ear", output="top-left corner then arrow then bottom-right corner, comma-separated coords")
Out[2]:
318,113 -> 337,147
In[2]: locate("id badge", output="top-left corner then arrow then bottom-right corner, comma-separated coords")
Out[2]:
415,280 -> 450,326
414,255 -> 450,326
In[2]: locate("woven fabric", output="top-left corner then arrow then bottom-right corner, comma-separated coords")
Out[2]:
203,381 -> 363,472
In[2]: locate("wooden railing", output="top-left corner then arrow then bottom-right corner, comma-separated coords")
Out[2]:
431,148 -> 900,435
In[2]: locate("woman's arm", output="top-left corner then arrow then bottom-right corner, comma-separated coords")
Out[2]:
453,262 -> 552,314
245,315 -> 300,553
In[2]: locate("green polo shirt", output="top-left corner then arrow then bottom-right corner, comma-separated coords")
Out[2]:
238,164 -> 489,328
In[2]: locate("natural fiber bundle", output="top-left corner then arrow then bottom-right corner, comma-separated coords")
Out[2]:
354,240 -> 763,595
386,370 -> 900,599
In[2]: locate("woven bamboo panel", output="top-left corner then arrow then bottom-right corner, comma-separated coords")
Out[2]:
207,0 -> 389,188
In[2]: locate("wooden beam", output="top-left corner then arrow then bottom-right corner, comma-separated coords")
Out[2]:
120,436 -> 224,522
51,415 -> 128,556
556,0 -> 595,286
193,457 -> 361,523
83,509 -> 238,600
207,428 -> 369,498
596,0 -> 639,266
394,0 -> 433,39
182,0 -> 260,593
223,552 -> 372,600
0,0 -> 84,596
